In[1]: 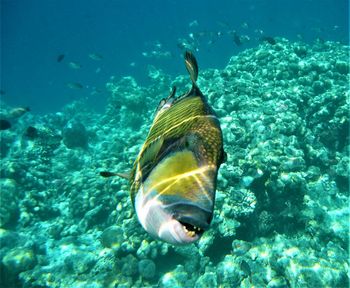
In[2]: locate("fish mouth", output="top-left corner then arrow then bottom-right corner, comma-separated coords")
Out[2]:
171,204 -> 212,239
178,219 -> 205,238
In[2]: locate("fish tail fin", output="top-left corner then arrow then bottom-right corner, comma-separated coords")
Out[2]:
184,51 -> 198,85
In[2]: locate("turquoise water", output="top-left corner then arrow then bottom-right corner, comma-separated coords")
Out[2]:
0,1 -> 349,287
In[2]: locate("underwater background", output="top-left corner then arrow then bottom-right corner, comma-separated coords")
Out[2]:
0,0 -> 349,287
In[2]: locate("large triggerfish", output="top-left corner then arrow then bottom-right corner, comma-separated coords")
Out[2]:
102,52 -> 225,245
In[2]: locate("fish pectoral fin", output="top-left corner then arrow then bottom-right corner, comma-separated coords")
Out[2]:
100,171 -> 129,180
139,136 -> 164,169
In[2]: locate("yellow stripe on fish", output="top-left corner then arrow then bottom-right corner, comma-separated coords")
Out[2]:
141,150 -> 215,203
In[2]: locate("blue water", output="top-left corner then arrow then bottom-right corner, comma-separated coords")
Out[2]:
1,0 -> 348,114
0,1 -> 349,287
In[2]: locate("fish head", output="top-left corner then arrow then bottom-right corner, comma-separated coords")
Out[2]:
134,149 -> 216,245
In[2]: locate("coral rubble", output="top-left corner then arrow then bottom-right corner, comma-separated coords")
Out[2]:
0,39 -> 348,287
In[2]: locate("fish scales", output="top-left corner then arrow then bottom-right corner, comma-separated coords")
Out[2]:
130,96 -> 222,200
149,97 -> 207,141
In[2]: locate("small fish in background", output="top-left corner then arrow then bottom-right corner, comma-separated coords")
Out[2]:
193,31 -> 207,38
188,20 -> 199,28
90,87 -> 103,96
232,31 -> 242,46
240,260 -> 252,283
259,36 -> 276,45
241,22 -> 249,29
0,90 -> 5,95
296,34 -> 304,41
144,40 -> 163,52
311,26 -> 325,34
147,40 -> 162,50
217,20 -> 230,28
242,35 -> 250,43
229,31 -> 250,46
216,31 -> 224,37
177,37 -> 199,52
88,53 -> 103,61
0,119 -> 11,130
24,126 -> 39,139
254,29 -> 264,36
66,82 -> 84,89
57,54 -> 65,63
9,107 -> 30,119
68,61 -> 82,69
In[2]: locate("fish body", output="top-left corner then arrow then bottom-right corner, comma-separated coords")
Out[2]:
25,126 -> 39,139
66,82 -> 84,89
88,53 -> 103,60
259,36 -> 276,45
240,260 -> 252,283
68,62 -> 82,69
233,31 -> 242,46
57,54 -> 65,62
9,107 -> 30,119
129,51 -> 225,245
0,119 -> 11,130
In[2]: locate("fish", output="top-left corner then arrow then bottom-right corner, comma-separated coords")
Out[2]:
88,53 -> 103,61
0,90 -> 5,95
8,107 -> 30,119
240,260 -> 252,283
25,126 -> 39,139
241,22 -> 249,29
0,119 -> 11,130
128,51 -> 225,245
66,82 -> 84,89
90,87 -> 103,96
217,21 -> 230,28
233,31 -> 242,46
189,20 -> 199,27
177,38 -> 199,53
68,61 -> 82,69
57,54 -> 65,62
259,36 -> 276,45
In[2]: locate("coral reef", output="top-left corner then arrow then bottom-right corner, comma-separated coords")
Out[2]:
0,39 -> 348,287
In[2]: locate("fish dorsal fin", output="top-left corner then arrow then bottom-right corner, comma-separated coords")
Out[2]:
155,86 -> 177,114
139,136 -> 164,169
185,51 -> 198,85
